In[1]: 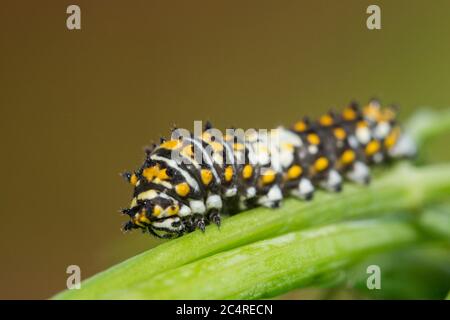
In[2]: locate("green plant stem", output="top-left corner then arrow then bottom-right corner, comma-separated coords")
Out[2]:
54,163 -> 450,299
53,108 -> 450,299
103,219 -> 420,299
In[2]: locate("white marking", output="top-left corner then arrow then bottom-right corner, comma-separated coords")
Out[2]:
152,179 -> 172,189
246,187 -> 256,198
308,145 -> 318,154
212,153 -> 223,165
189,200 -> 206,214
225,188 -> 237,197
258,185 -> 282,207
277,127 -> 302,147
348,135 -> 359,149
245,141 -> 259,166
279,150 -> 294,169
152,217 -> 182,231
389,134 -> 417,158
356,127 -> 371,144
179,205 -> 192,217
245,130 -> 259,142
299,178 -> 314,196
328,169 -> 342,187
374,121 -> 390,139
158,192 -> 172,200
256,150 -> 270,166
346,161 -> 370,184
206,194 -> 222,209
320,169 -> 342,191
291,178 -> 314,199
373,153 -> 384,163
268,185 -> 283,201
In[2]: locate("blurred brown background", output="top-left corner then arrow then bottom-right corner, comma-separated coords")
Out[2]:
1,0 -> 450,299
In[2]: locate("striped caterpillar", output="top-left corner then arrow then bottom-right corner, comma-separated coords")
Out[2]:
121,100 -> 416,238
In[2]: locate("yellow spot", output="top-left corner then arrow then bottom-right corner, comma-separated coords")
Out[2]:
307,133 -> 320,145
319,114 -> 333,126
357,120 -> 368,128
157,168 -> 170,180
258,145 -> 268,153
182,144 -> 194,158
294,121 -> 307,132
152,205 -> 162,217
224,134 -> 234,141
242,164 -> 253,179
224,166 -> 234,182
342,107 -> 357,121
233,143 -> 245,151
130,174 -> 138,186
333,127 -> 346,140
314,157 -> 329,172
365,140 -> 380,156
281,143 -> 294,152
142,166 -> 159,182
287,165 -> 302,180
139,215 -> 151,224
381,108 -> 396,122
363,103 -> 381,120
209,141 -> 223,152
167,205 -> 179,216
160,139 -> 180,150
134,220 -> 145,228
261,169 -> 276,185
202,131 -> 212,142
175,182 -> 190,197
385,128 -> 400,149
201,169 -> 213,185
135,209 -> 150,224
340,149 -> 355,165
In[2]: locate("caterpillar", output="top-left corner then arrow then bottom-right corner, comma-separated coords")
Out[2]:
120,100 -> 416,238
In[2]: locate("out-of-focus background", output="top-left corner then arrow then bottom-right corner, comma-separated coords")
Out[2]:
1,0 -> 450,299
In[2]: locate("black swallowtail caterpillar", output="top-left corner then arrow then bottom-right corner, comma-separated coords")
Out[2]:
121,100 -> 416,238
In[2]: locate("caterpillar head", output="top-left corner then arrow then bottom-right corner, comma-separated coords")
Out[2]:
122,190 -> 191,238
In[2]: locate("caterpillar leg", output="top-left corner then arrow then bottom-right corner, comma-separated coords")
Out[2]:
205,192 -> 222,227
346,161 -> 371,185
291,178 -> 315,200
188,214 -> 206,232
207,208 -> 221,227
